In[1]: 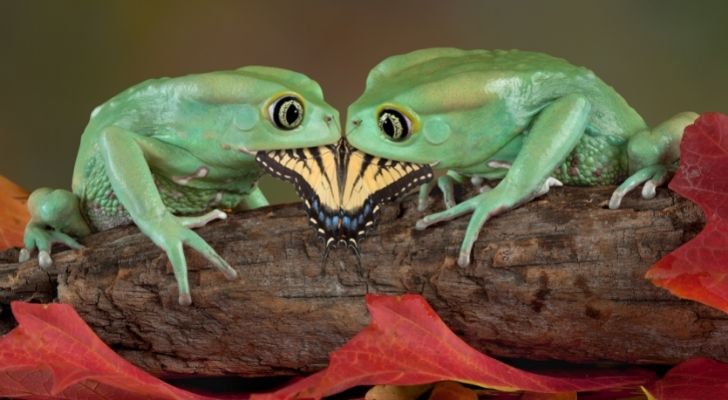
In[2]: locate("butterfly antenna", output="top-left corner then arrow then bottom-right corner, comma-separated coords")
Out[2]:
348,239 -> 362,270
321,239 -> 334,267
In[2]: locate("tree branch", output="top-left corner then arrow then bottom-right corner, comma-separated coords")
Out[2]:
1,186 -> 721,377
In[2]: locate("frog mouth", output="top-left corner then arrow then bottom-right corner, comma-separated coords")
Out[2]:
237,146 -> 255,155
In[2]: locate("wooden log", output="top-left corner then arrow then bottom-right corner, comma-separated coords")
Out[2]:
0,186 -> 722,378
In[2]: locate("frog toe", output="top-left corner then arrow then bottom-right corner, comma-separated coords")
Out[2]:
179,209 -> 228,229
178,292 -> 193,306
417,181 -> 434,212
609,165 -> 668,209
18,248 -> 31,263
38,250 -> 53,269
457,250 -> 471,268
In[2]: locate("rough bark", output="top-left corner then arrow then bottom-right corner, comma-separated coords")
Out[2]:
0,186 -> 722,378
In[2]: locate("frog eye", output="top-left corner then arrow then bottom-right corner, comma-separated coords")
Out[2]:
378,109 -> 411,141
270,96 -> 304,130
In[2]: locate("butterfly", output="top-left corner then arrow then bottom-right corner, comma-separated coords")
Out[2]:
256,139 -> 433,261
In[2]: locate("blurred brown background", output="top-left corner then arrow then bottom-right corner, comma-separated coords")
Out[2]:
1,0 -> 727,203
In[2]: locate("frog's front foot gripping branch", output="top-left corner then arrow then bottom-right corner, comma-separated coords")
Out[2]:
136,210 -> 235,306
416,176 -> 563,267
18,187 -> 235,306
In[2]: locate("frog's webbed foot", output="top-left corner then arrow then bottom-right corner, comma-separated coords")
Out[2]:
19,188 -> 88,268
417,187 -> 517,267
20,224 -> 84,268
608,165 -> 669,209
144,213 -> 238,306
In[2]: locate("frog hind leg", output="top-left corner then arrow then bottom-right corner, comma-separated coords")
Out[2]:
417,94 -> 591,267
609,112 -> 699,209
19,188 -> 91,267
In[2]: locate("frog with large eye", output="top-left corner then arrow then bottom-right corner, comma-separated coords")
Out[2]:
346,48 -> 697,267
19,66 -> 340,305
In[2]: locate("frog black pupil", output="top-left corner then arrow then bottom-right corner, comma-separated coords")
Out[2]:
383,116 -> 394,135
286,103 -> 299,124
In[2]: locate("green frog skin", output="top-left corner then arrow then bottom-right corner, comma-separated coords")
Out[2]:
346,48 -> 697,268
20,66 -> 340,305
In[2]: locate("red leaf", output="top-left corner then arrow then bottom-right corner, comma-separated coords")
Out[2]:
252,294 -> 653,399
646,113 -> 728,312
0,175 -> 30,251
0,301 -> 221,399
643,358 -> 728,399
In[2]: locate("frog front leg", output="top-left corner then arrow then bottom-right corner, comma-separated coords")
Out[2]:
416,94 -> 591,267
417,170 -> 467,211
609,112 -> 698,208
99,126 -> 237,305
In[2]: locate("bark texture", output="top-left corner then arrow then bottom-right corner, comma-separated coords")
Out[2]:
0,186 -> 722,378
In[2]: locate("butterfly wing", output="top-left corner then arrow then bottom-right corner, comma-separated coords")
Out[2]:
256,146 -> 340,241
339,148 -> 434,252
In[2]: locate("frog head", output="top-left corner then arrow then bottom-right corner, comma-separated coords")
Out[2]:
345,48 -> 516,170
193,66 -> 341,154
225,66 -> 341,153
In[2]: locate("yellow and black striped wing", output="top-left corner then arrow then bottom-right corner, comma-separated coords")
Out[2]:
256,146 -> 341,236
338,149 -> 433,251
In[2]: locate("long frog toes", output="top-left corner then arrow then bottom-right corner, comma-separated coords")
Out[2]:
608,165 -> 669,209
19,224 -> 84,268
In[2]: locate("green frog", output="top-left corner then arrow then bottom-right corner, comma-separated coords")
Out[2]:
20,66 -> 340,305
345,48 -> 697,267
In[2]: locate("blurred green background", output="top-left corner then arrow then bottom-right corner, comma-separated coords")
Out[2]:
1,0 -> 727,204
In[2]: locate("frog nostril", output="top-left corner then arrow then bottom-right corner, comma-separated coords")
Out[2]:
352,119 -> 362,127
324,115 -> 333,124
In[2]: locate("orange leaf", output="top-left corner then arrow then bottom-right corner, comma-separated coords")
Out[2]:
0,175 -> 29,251
0,301 -> 220,399
646,113 -> 728,313
252,294 -> 653,399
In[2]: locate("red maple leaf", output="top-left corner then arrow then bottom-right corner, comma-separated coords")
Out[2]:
252,294 -> 653,400
0,175 -> 30,251
0,301 -> 223,399
646,112 -> 728,313
643,358 -> 728,399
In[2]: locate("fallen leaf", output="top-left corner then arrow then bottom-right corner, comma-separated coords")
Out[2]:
642,358 -> 728,400
0,301 -> 221,399
365,383 -> 431,400
519,392 -> 576,400
428,381 -> 477,400
252,294 -> 653,399
646,112 -> 728,313
0,175 -> 29,251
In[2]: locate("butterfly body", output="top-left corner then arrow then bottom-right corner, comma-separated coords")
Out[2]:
257,139 -> 432,260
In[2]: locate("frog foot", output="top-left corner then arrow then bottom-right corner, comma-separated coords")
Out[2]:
142,212 -> 237,306
535,176 -> 564,196
416,176 -> 562,267
609,165 -> 669,209
19,223 -> 84,268
416,188 -> 514,267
